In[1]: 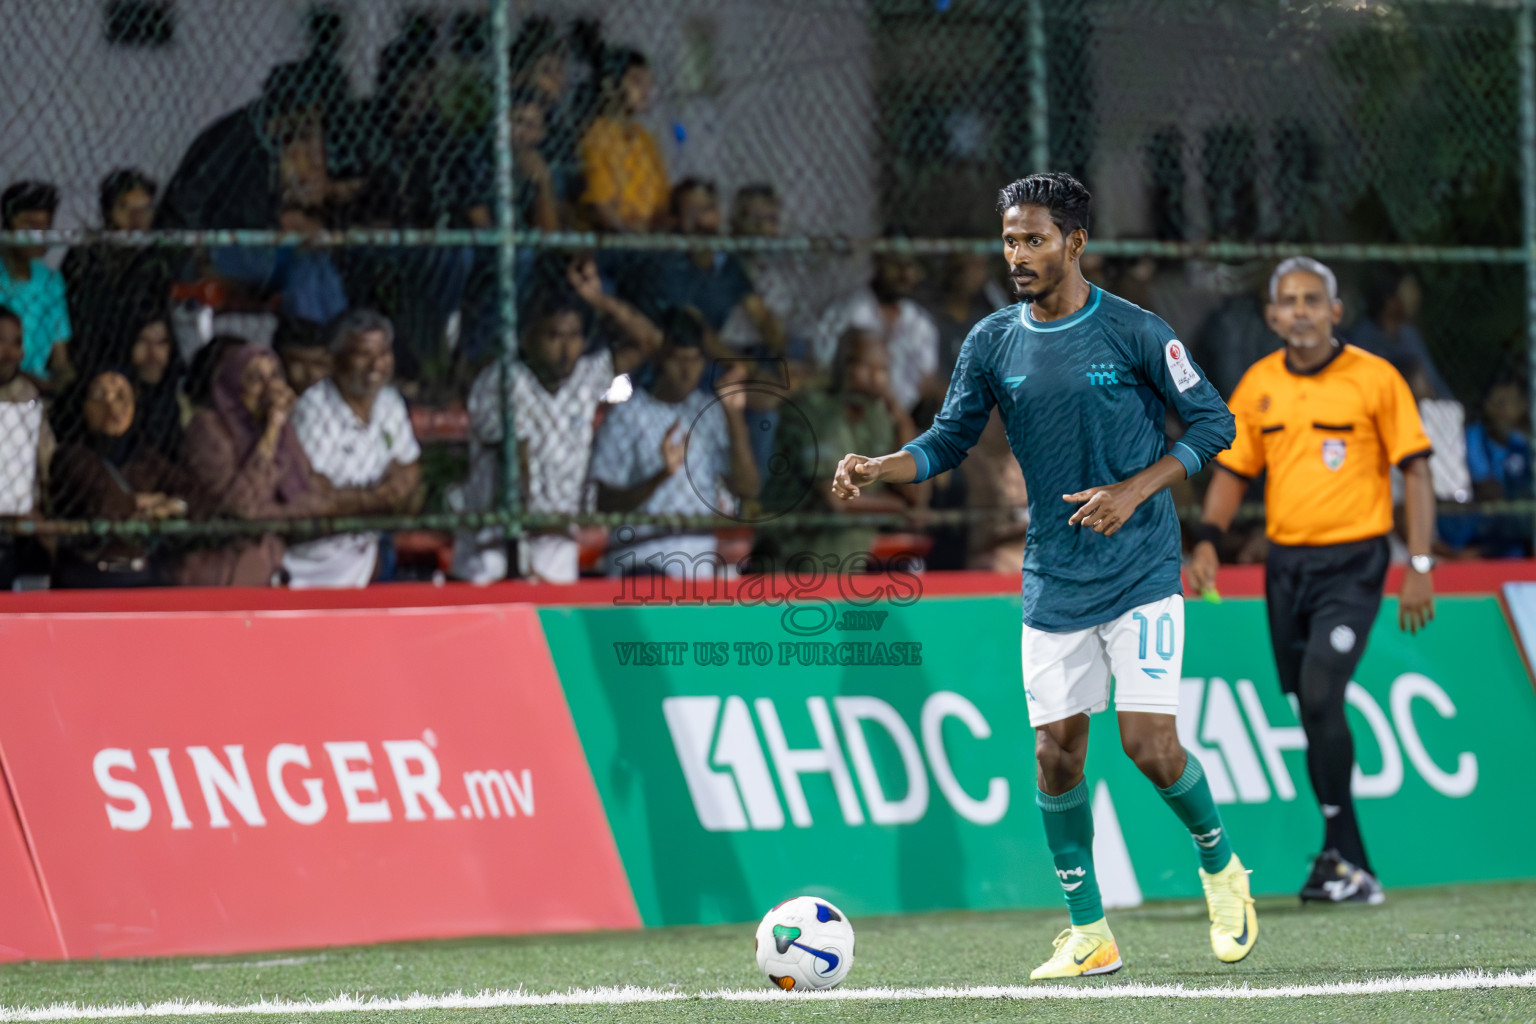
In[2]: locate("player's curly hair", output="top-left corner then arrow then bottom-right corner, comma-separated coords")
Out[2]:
997,172 -> 1092,239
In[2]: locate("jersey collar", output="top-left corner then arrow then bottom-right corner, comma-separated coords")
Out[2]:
1019,284 -> 1102,333
1283,338 -> 1345,377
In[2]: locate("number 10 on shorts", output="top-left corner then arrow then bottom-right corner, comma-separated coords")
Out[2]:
1132,611 -> 1176,662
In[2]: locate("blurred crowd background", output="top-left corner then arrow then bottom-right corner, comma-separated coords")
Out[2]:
0,0 -> 1530,590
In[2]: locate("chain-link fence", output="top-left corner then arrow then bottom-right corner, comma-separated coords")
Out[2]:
0,0 -> 1533,587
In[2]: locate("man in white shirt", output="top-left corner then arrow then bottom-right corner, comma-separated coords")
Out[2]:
285,309 -> 422,588
590,308 -> 760,577
451,258 -> 662,583
811,249 -> 940,413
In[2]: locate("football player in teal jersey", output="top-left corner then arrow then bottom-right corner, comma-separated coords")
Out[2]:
832,172 -> 1254,978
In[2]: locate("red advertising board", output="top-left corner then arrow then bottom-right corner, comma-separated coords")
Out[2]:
0,605 -> 639,958
0,773 -> 63,960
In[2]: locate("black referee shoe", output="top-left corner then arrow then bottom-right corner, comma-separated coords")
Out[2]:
1299,849 -> 1386,905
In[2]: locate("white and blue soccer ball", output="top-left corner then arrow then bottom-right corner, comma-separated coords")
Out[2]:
754,895 -> 855,991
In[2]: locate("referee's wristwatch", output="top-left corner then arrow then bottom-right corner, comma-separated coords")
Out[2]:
1409,554 -> 1437,574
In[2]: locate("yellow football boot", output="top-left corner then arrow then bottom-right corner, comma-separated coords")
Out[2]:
1200,853 -> 1258,963
1029,921 -> 1122,979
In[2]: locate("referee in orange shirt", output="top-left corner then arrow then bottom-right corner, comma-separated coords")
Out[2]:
1188,257 -> 1435,906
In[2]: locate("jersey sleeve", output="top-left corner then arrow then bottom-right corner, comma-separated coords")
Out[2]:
1375,364 -> 1434,467
901,324 -> 996,483
1214,368 -> 1267,479
1135,315 -> 1236,477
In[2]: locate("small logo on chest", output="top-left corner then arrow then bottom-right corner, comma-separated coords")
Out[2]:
1085,363 -> 1123,387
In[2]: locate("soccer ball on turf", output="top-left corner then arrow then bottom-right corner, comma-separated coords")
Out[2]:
754,895 -> 855,991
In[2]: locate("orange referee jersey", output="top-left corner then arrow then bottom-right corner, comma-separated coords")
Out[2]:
1216,343 -> 1432,547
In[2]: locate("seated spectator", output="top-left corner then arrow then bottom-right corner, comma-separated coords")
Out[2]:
1191,268 -> 1281,400
181,345 -> 363,587
812,247 -> 939,414
1346,265 -> 1452,399
0,307 -> 56,588
459,88 -> 563,234
590,309 -> 760,576
62,169 -> 174,377
0,182 -> 71,384
510,15 -> 580,203
626,180 -> 769,361
1391,360 -> 1473,555
1463,377 -> 1534,557
964,410 -> 1030,573
184,334 -> 248,412
48,369 -> 203,588
451,259 -> 662,583
922,251 -> 1009,381
754,329 -> 923,566
158,58 -> 349,230
122,311 -> 185,464
720,183 -> 805,355
273,314 -> 331,396
284,309 -> 422,588
578,47 -> 668,232
210,196 -> 349,327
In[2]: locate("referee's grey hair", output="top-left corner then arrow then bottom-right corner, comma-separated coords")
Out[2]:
1268,257 -> 1339,304
326,307 -> 395,355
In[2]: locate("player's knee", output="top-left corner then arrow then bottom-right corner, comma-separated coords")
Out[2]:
1120,726 -> 1183,785
1034,728 -> 1085,791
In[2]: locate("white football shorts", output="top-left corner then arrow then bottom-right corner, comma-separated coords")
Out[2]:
1020,593 -> 1184,728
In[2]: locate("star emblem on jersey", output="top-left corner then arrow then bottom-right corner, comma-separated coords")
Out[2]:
1085,363 -> 1121,386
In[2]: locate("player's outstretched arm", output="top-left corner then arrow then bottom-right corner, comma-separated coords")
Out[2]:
1063,452 -> 1190,537
831,450 -> 918,500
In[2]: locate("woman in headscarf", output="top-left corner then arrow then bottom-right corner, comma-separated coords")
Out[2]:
124,310 -> 186,463
180,344 -> 328,587
49,368 -> 203,588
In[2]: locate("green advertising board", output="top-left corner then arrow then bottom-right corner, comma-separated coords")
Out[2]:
539,593 -> 1536,927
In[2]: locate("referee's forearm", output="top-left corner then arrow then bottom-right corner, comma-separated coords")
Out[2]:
1402,458 -> 1436,556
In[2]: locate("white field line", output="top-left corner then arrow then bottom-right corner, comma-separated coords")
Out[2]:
1,968 -> 1534,1020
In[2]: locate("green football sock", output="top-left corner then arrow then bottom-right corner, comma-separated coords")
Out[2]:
1158,750 -> 1234,874
1037,781 -> 1104,926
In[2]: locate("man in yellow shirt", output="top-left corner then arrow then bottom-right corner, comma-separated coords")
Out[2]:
579,49 -> 669,232
1189,257 -> 1435,906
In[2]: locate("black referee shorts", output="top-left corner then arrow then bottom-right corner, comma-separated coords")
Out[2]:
1264,535 -> 1390,695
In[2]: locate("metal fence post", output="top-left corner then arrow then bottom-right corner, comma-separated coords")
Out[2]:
1027,0 -> 1050,173
491,0 -> 522,535
1521,0 -> 1536,543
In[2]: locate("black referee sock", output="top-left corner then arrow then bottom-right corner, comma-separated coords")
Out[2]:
1296,660 -> 1373,875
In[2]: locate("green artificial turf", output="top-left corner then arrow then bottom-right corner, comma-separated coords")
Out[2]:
1,880 -> 1532,1023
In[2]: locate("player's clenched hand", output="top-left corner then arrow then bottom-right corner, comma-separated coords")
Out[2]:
1399,569 -> 1435,634
832,454 -> 882,500
1064,481 -> 1145,537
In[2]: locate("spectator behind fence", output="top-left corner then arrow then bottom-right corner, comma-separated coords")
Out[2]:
273,314 -> 331,396
48,369 -> 203,588
591,309 -> 760,576
720,184 -> 809,355
755,329 -> 922,566
451,260 -> 662,584
922,251 -> 1009,381
158,59 -> 349,230
0,182 -> 71,384
578,47 -> 668,233
0,308 -> 56,589
284,310 -> 422,588
210,196 -> 349,328
62,169 -> 174,378
184,334 -> 248,412
1463,377 -> 1534,557
1346,265 -> 1452,400
180,345 -> 349,587
625,180 -> 770,363
510,15 -> 581,208
812,245 -> 940,414
120,311 -> 185,465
